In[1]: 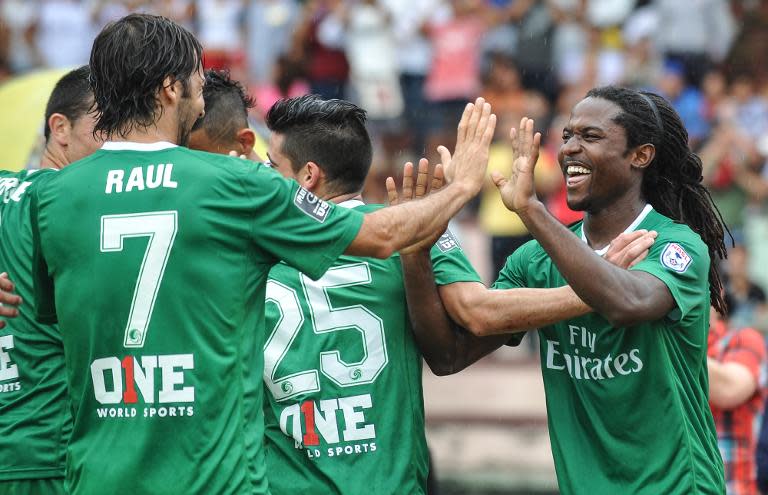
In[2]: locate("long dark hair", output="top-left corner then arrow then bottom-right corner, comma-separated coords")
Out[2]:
586,86 -> 729,314
89,13 -> 203,139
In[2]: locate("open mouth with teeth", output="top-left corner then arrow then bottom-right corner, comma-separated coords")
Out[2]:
566,164 -> 592,188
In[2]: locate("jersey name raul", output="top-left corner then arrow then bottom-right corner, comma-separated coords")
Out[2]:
105,163 -> 178,194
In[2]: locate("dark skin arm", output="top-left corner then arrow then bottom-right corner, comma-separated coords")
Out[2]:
493,117 -> 674,327
388,159 -> 657,375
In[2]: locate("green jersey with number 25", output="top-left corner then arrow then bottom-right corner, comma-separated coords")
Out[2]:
263,201 -> 481,495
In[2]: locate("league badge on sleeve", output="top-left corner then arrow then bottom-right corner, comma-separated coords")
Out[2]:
660,242 -> 692,273
294,187 -> 330,223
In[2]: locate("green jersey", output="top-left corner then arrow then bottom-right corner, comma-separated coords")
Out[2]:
263,201 -> 480,495
0,168 -> 69,482
494,206 -> 724,495
30,142 -> 363,495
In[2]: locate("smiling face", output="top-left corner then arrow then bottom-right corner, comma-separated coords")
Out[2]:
558,96 -> 647,214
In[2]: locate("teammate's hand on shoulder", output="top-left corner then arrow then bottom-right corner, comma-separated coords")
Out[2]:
604,230 -> 658,268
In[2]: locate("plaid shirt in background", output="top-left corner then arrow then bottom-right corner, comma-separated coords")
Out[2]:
709,320 -> 768,495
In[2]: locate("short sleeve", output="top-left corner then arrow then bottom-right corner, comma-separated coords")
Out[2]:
241,167 -> 364,280
491,247 -> 530,347
30,183 -> 57,324
491,245 -> 528,290
629,230 -> 709,321
428,229 -> 482,286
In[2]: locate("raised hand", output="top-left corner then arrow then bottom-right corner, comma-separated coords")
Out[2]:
492,117 -> 542,214
386,158 -> 446,205
446,98 -> 496,196
385,159 -> 448,254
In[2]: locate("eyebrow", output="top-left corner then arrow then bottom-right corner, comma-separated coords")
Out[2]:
564,125 -> 605,134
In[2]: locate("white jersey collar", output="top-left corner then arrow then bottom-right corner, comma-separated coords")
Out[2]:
101,141 -> 178,151
337,199 -> 365,209
581,204 -> 653,256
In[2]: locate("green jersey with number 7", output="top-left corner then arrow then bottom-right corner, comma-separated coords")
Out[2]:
30,142 -> 364,495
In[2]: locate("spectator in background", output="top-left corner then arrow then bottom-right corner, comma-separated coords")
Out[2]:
195,0 -> 245,75
319,0 -> 403,123
31,0 -> 95,69
655,60 -> 708,146
0,0 -> 38,74
292,0 -> 349,100
245,0 -> 300,86
253,55 -> 309,118
708,306 -> 767,495
724,245 -> 768,333
424,0 -> 486,164
654,0 -> 735,86
381,0 -> 440,155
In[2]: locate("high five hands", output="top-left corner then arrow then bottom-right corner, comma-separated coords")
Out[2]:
492,117 -> 542,215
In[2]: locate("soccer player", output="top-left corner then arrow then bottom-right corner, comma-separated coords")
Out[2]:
29,13 -> 494,495
489,87 -> 728,493
187,69 -> 260,160
258,95 -> 657,494
0,66 -> 99,495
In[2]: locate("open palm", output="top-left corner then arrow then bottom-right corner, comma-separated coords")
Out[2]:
492,117 -> 542,213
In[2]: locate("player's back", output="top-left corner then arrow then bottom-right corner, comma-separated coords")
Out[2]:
263,201 -> 480,494
0,168 -> 69,484
32,142 -> 364,495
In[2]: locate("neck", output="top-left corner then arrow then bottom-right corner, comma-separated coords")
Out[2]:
39,145 -> 67,170
583,197 -> 649,251
110,106 -> 180,144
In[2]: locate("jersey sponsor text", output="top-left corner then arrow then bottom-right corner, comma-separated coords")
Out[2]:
90,353 -> 195,418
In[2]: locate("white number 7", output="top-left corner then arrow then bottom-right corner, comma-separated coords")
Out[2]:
100,211 -> 178,348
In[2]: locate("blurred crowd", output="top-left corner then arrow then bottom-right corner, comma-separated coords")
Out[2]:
1,0 -> 767,329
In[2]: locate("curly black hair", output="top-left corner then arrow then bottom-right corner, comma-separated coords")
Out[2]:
586,86 -> 730,314
89,13 -> 202,139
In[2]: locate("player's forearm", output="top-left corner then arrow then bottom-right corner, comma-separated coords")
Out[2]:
440,282 -> 590,336
707,358 -> 757,409
401,252 -> 507,375
516,201 -> 671,326
346,183 -> 473,258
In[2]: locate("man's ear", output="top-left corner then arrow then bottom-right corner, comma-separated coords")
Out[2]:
301,161 -> 324,190
47,113 -> 71,147
631,143 -> 656,170
160,75 -> 180,104
236,127 -> 257,155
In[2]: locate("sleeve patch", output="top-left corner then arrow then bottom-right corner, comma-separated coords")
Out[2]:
294,187 -> 330,223
436,229 -> 461,253
660,242 -> 692,273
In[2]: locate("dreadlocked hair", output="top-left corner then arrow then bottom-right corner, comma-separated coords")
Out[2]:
586,86 -> 730,315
